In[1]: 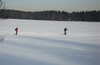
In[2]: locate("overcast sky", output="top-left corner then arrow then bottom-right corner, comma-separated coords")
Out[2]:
3,0 -> 100,12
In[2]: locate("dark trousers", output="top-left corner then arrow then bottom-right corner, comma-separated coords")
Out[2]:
64,31 -> 66,35
15,31 -> 18,35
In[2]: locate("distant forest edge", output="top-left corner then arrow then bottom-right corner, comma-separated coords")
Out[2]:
0,9 -> 100,22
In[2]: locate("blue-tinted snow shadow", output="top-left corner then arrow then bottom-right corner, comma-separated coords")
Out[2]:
4,35 -> 100,65
23,35 -> 99,65
0,53 -> 57,65
21,35 -> 100,48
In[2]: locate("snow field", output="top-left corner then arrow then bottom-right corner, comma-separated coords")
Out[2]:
0,19 -> 100,65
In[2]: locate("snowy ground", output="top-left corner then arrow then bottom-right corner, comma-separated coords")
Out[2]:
0,19 -> 100,65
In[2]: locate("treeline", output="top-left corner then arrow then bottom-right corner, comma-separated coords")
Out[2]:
0,9 -> 100,21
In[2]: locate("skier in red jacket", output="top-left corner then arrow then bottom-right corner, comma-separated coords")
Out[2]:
15,27 -> 18,35
64,27 -> 68,35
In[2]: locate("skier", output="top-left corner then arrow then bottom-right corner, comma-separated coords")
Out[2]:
15,27 -> 18,35
64,27 -> 68,35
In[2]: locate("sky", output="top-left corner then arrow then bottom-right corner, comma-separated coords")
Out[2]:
3,0 -> 100,12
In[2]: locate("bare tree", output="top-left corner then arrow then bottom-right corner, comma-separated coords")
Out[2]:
0,35 -> 6,43
0,0 -> 5,18
0,0 -> 3,13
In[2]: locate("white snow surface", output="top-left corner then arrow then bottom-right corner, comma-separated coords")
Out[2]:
0,19 -> 100,65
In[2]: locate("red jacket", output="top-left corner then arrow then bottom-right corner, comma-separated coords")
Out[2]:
15,27 -> 18,32
64,28 -> 68,31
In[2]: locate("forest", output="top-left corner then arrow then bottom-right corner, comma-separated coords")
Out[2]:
0,9 -> 100,22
